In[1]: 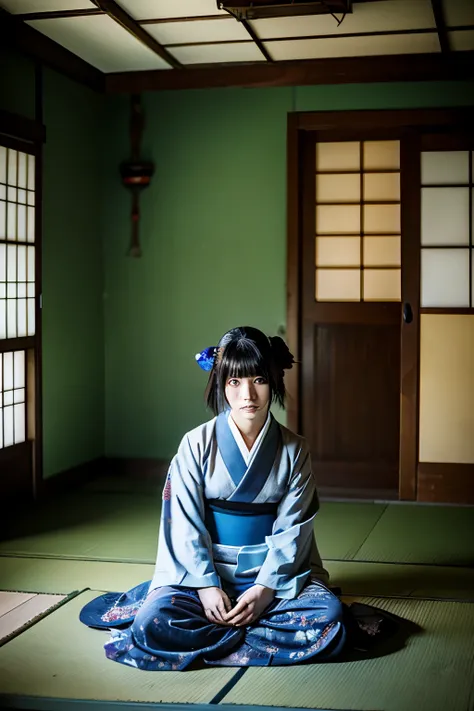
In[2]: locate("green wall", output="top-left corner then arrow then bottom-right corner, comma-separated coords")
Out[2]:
0,47 -> 36,120
41,68 -> 105,478
1,49 -> 105,479
103,80 -> 474,460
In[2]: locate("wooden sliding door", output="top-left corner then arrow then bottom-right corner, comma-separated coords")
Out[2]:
300,133 -> 406,497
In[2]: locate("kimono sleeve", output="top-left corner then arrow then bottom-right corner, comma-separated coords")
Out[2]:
254,438 -> 328,598
149,434 -> 220,591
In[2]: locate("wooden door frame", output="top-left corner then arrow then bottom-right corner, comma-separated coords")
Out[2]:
286,106 -> 474,501
0,86 -> 45,500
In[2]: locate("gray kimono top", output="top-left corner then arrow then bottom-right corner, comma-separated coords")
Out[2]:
150,412 -> 329,599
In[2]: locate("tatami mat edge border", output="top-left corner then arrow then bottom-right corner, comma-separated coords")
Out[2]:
0,589 -> 85,649
0,698 -> 359,711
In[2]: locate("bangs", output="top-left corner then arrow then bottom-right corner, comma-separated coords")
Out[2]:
220,340 -> 269,382
204,326 -> 289,415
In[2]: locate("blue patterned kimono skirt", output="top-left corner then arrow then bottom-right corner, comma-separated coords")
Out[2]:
80,579 -> 347,671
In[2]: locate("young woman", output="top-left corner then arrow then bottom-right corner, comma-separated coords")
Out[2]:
80,326 -> 390,671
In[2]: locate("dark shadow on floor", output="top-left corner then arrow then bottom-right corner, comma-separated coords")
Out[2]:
338,603 -> 424,663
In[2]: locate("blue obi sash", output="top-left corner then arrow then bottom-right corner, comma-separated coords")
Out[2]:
205,500 -> 276,547
206,500 -> 277,596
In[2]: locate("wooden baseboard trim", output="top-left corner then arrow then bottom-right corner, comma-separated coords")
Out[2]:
38,456 -> 106,499
104,457 -> 169,480
312,460 -> 399,492
34,457 -> 169,502
319,486 -> 399,502
418,462 -> 474,505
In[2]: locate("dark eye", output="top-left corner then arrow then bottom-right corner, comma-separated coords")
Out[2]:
254,377 -> 267,385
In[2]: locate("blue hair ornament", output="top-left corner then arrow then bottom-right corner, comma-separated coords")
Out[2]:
195,346 -> 218,372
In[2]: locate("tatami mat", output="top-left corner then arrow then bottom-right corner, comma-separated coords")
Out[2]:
315,502 -> 386,560
0,492 -> 160,563
0,590 -> 241,704
326,560 -> 474,600
0,591 -> 35,616
1,495 -> 473,568
0,556 -> 154,595
0,592 -> 67,644
1,556 -> 473,602
1,592 -> 472,711
0,497 -> 383,564
354,504 -> 474,566
221,596 -> 474,711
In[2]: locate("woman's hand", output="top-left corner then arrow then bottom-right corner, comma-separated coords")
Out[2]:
224,585 -> 275,627
198,586 -> 233,625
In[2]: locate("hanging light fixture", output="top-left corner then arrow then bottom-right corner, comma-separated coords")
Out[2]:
217,0 -> 351,21
119,94 -> 155,258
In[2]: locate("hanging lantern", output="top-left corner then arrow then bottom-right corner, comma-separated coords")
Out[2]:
119,94 -> 154,257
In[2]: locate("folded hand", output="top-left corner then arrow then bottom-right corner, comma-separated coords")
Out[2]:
198,586 -> 233,625
224,585 -> 275,627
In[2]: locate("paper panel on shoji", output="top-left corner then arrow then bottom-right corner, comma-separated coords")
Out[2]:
316,142 -> 360,172
364,269 -> 401,302
419,315 -> 474,463
316,237 -> 361,267
421,188 -> 469,246
316,269 -> 360,302
316,174 -> 360,203
0,350 -> 27,449
364,236 -> 401,267
421,151 -> 469,185
421,249 -> 470,308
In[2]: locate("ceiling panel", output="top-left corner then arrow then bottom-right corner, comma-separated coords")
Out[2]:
146,18 -> 248,45
116,0 -> 226,21
170,41 -> 265,64
0,0 -> 93,11
251,0 -> 435,40
27,15 -> 172,72
450,30 -> 474,51
442,0 -> 474,27
267,32 -> 440,61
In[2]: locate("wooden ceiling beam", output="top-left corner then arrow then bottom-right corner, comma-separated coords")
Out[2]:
431,0 -> 450,53
241,18 -> 273,61
16,9 -> 104,21
139,16 -> 230,25
0,9 -> 104,93
105,50 -> 474,93
91,0 -> 182,69
0,108 -> 46,144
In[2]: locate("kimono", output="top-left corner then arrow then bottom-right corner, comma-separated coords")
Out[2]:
79,412 -> 393,670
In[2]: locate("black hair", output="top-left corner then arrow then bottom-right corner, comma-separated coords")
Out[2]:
205,326 -> 294,415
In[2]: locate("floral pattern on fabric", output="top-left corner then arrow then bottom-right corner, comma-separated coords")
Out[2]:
100,581 -> 346,670
101,601 -> 144,624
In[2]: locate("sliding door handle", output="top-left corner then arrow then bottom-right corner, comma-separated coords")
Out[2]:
403,302 -> 413,324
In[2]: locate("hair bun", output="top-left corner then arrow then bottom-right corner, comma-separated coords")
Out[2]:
269,336 -> 295,371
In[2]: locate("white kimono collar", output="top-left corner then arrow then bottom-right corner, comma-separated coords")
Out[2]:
227,410 -> 271,466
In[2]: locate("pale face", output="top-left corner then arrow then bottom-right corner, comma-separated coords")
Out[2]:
225,375 -> 270,430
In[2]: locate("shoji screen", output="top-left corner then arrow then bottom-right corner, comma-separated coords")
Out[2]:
419,149 -> 474,464
0,146 -> 35,454
315,140 -> 401,302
